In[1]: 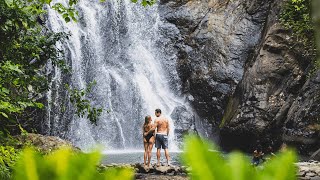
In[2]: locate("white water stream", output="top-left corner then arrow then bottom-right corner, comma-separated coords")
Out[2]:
45,0 -> 193,151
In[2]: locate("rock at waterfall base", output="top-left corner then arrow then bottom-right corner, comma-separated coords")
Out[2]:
16,133 -> 79,153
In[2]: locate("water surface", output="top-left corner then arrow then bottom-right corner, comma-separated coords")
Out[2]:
102,150 -> 182,166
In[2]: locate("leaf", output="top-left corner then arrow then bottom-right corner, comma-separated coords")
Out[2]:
227,152 -> 255,180
71,15 -> 77,22
14,148 -> 134,179
34,103 -> 44,109
64,17 -> 71,23
258,150 -> 297,180
1,88 -> 9,95
6,63 -> 23,74
141,0 -> 148,7
182,135 -> 230,180
69,0 -> 78,6
62,13 -> 69,19
4,0 -> 13,6
182,135 -> 298,180
0,112 -> 8,118
13,79 -> 20,86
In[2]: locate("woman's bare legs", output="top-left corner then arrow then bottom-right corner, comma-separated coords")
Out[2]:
143,138 -> 148,166
147,137 -> 155,167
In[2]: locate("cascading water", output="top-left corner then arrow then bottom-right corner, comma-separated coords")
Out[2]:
45,0 -> 194,151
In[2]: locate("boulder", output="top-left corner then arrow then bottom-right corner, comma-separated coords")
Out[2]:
155,165 -> 175,174
297,161 -> 320,179
17,133 -> 79,153
170,105 -> 196,146
135,163 -> 155,173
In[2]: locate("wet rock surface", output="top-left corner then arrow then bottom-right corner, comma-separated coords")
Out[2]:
135,174 -> 188,180
134,163 -> 187,175
297,161 -> 320,180
170,105 -> 196,147
219,21 -> 320,154
99,163 -> 189,179
159,0 -> 273,125
158,0 -> 320,156
99,162 -> 320,180
311,149 -> 320,161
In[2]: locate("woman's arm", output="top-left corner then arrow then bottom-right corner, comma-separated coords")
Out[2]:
144,121 -> 157,136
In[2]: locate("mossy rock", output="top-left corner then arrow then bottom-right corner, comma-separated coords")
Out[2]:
16,133 -> 80,154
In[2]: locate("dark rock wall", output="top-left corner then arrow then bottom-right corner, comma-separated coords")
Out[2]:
220,22 -> 319,153
158,0 -> 319,154
159,0 -> 272,124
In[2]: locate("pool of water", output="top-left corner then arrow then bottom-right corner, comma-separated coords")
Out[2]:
101,150 -> 183,166
101,149 -> 309,167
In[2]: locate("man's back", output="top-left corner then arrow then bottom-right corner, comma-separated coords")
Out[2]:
155,117 -> 168,135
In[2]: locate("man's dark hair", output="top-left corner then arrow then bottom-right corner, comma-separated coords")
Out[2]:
155,108 -> 161,114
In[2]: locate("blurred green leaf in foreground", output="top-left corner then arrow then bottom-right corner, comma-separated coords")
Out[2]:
182,135 -> 297,180
8,136 -> 297,180
13,148 -> 133,180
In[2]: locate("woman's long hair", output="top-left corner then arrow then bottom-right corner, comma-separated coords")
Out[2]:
144,115 -> 151,128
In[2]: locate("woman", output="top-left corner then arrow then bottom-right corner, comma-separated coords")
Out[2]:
142,115 -> 155,167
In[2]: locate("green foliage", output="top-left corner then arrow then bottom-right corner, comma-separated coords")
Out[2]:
0,0 -> 92,134
65,81 -> 103,125
52,1 -> 79,23
280,0 -> 316,58
0,61 -> 44,118
0,145 -> 20,180
182,135 -> 297,180
313,0 -> 320,68
13,148 -> 133,180
0,0 -> 73,133
131,0 -> 156,7
280,0 -> 313,39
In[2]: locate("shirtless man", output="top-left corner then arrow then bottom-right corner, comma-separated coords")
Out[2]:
145,108 -> 170,166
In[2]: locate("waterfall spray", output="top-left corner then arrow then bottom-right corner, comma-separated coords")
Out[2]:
46,0 -> 190,151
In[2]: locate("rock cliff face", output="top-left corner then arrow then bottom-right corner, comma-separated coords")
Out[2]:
220,22 -> 320,154
159,0 -> 271,123
158,0 -> 319,154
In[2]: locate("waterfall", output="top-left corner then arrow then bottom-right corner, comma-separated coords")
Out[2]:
45,0 -> 190,151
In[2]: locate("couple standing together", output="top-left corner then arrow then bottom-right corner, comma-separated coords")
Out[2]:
143,108 -> 170,167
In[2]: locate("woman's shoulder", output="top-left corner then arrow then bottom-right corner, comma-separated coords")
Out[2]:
143,123 -> 152,128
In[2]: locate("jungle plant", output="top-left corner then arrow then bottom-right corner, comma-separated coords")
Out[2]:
65,81 -> 103,125
280,0 -> 316,59
182,135 -> 297,180
7,135 -> 299,180
0,145 -> 20,180
313,0 -> 320,67
13,147 -> 133,180
0,0 -> 70,133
